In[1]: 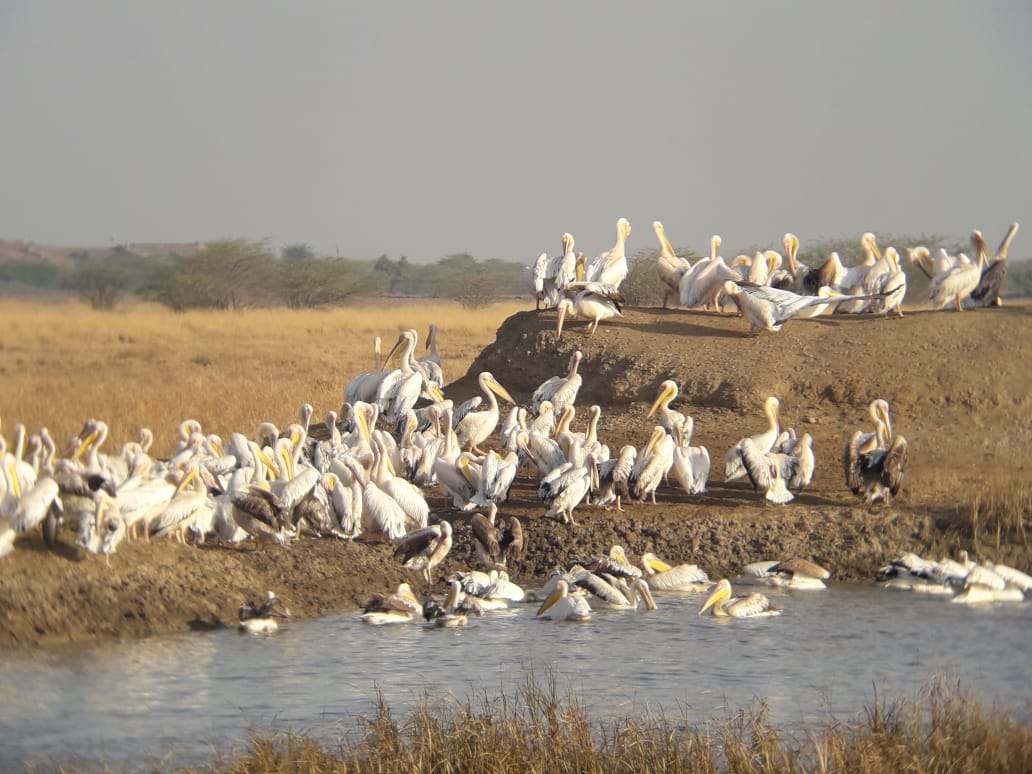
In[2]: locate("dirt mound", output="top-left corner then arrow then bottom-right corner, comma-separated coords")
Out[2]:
2,303 -> 1030,649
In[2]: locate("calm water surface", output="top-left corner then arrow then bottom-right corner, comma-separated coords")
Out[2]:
2,583 -> 1030,769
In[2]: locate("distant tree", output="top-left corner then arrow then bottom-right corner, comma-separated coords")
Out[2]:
69,264 -> 126,310
277,257 -> 378,308
455,274 -> 499,309
282,243 -> 316,261
190,238 -> 277,310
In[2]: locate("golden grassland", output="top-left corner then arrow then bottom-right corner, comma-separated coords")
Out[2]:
0,298 -> 525,457
189,675 -> 1032,774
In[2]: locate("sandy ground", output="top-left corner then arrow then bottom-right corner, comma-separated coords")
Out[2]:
2,302 -> 1030,648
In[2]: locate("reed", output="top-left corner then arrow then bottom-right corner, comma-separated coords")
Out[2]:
0,298 -> 524,457
190,674 -> 1032,774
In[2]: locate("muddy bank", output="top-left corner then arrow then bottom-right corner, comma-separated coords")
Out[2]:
2,304 -> 1030,648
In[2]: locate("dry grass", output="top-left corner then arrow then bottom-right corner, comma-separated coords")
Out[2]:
0,298 -> 524,457
186,674 -> 1032,774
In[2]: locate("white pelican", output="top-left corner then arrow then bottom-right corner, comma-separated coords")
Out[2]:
721,280 -> 895,334
467,449 -> 518,510
238,590 -> 291,634
538,460 -> 592,525
532,233 -> 579,309
370,436 -> 429,530
725,396 -> 780,482
454,371 -> 516,455
377,330 -> 445,424
531,350 -> 583,415
647,379 -> 686,435
737,558 -> 830,589
737,437 -> 794,504
536,578 -> 592,622
415,324 -> 445,386
629,426 -> 674,504
593,444 -> 636,511
844,400 -> 907,506
970,222 -> 1019,307
698,579 -> 781,618
393,519 -> 453,587
670,416 -> 710,495
632,549 -> 711,592
679,235 -> 730,310
928,248 -> 984,312
0,516 -> 13,559
583,217 -> 631,290
835,232 -> 881,313
653,221 -> 692,309
360,582 -> 422,624
556,284 -> 624,338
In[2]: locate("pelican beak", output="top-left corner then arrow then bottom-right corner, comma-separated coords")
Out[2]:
556,304 -> 567,339
639,583 -> 657,612
71,428 -> 99,461
699,584 -> 729,615
648,384 -> 675,418
488,378 -> 515,405
429,383 -> 446,402
382,335 -> 404,368
645,555 -> 671,573
174,467 -> 199,496
6,459 -> 21,498
254,446 -> 277,479
536,584 -> 563,617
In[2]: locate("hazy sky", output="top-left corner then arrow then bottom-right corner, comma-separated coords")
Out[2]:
2,2 -> 1030,263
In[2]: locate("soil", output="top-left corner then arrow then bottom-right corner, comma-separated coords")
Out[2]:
2,303 -> 1031,649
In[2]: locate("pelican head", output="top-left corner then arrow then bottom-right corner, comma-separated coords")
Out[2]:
648,379 -> 679,418
561,232 -> 575,254
617,217 -> 631,241
653,221 -> 675,258
699,578 -> 733,615
722,280 -> 740,298
861,232 -> 881,260
710,234 -> 722,260
480,372 -> 515,404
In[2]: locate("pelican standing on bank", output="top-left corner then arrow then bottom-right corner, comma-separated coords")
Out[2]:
654,221 -> 692,308
454,372 -> 516,455
844,399 -> 908,506
531,350 -> 583,415
725,396 -> 781,482
393,519 -> 454,588
556,284 -> 624,338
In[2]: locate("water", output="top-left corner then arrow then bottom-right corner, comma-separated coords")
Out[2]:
2,583 -> 1030,769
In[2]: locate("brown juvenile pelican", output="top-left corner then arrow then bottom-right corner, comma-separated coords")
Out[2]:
360,582 -> 422,624
970,222 -> 1019,307
238,590 -> 291,633
393,519 -> 453,587
844,399 -> 908,506
698,579 -> 781,618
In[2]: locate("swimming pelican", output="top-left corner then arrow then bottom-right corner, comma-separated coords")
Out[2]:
624,548 -> 711,592
582,217 -> 631,290
737,558 -> 830,589
531,350 -> 583,415
698,579 -> 781,618
556,284 -> 624,338
454,372 -> 516,455
238,590 -> 291,633
844,400 -> 907,506
393,519 -> 453,587
536,578 -> 592,622
647,379 -> 686,435
653,221 -> 692,308
360,582 -> 422,624
725,396 -> 780,482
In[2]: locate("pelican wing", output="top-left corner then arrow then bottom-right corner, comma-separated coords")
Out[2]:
883,435 -> 908,496
393,524 -> 442,565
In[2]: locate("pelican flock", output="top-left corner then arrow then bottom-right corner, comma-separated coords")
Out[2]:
3,217 -> 1027,645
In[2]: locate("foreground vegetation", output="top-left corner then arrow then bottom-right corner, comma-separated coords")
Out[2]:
0,298 -> 524,454
187,675 -> 1032,774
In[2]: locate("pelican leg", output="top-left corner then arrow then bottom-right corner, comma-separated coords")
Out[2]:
954,295 -> 963,312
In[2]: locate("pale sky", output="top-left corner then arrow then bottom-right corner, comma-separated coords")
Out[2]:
2,2 -> 1030,263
